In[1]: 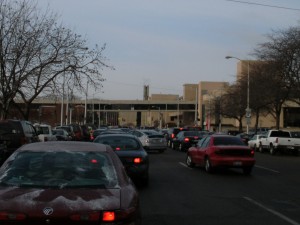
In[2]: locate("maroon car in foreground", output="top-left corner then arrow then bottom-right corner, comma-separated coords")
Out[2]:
186,134 -> 255,175
0,142 -> 141,225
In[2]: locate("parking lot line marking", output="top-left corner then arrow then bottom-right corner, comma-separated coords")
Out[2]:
255,165 -> 280,173
243,197 -> 300,225
179,162 -> 192,169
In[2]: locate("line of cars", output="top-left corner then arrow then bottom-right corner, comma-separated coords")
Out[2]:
0,126 -> 169,224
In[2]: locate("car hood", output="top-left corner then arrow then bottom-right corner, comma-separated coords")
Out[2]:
0,186 -> 121,215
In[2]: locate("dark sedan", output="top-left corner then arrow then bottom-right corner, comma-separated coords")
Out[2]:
0,141 -> 141,224
186,134 -> 255,175
94,134 -> 149,186
171,130 -> 207,151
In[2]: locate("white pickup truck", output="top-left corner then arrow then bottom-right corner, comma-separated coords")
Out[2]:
258,130 -> 300,155
34,124 -> 57,142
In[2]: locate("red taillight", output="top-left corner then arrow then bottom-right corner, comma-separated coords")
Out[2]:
70,212 -> 100,221
171,134 -> 175,138
90,159 -> 98,164
102,211 -> 115,221
251,150 -> 255,156
0,212 -> 26,221
184,137 -> 190,142
134,157 -> 142,164
115,147 -> 121,151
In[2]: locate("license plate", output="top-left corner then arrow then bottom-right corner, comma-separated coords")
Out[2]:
233,161 -> 242,166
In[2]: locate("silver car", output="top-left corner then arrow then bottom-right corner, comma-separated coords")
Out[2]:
248,134 -> 266,151
130,129 -> 167,153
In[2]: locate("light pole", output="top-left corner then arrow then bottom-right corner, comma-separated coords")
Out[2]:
225,55 -> 251,134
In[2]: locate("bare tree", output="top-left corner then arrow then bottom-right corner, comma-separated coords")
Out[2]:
220,82 -> 246,132
253,26 -> 300,129
0,0 -> 111,119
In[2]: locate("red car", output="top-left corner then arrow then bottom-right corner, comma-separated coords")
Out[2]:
0,142 -> 141,224
186,134 -> 255,175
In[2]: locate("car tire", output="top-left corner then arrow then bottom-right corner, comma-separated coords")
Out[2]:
243,166 -> 253,175
270,145 -> 276,155
167,140 -> 171,148
171,142 -> 175,150
258,144 -> 264,153
179,143 -> 183,151
186,155 -> 195,168
253,144 -> 257,151
204,157 -> 213,173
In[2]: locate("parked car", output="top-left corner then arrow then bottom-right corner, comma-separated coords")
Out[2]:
94,133 -> 149,185
34,123 -> 57,142
0,141 -> 141,224
52,129 -> 71,141
100,128 -> 127,135
80,125 -> 91,141
186,134 -> 255,175
248,134 -> 266,151
171,130 -> 205,151
130,129 -> 167,153
69,124 -> 84,141
0,119 -> 39,158
289,130 -> 300,138
236,132 -> 254,145
90,128 -> 108,141
259,129 -> 300,155
166,127 -> 188,148
55,125 -> 76,140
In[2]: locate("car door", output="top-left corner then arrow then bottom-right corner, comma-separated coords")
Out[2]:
193,136 -> 208,164
195,136 -> 211,166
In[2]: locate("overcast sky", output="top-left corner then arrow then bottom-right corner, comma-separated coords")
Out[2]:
38,0 -> 300,100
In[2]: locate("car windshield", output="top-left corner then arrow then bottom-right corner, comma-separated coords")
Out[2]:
0,151 -> 118,189
95,136 -> 141,151
213,136 -> 246,146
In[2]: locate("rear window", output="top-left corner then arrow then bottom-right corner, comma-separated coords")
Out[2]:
0,151 -> 118,188
184,131 -> 201,136
270,131 -> 291,138
36,126 -> 50,135
95,136 -> 141,151
213,136 -> 245,146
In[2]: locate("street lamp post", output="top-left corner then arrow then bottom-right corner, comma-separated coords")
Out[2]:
225,56 -> 251,134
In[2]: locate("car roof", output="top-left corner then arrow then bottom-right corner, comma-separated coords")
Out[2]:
95,133 -> 136,139
17,141 -> 108,153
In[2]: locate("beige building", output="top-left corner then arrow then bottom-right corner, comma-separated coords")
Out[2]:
11,61 -> 300,130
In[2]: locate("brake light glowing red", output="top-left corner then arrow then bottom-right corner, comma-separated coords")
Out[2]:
115,147 -> 121,151
184,137 -> 190,142
103,211 -> 115,221
90,159 -> 98,164
0,212 -> 26,221
134,158 -> 142,164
